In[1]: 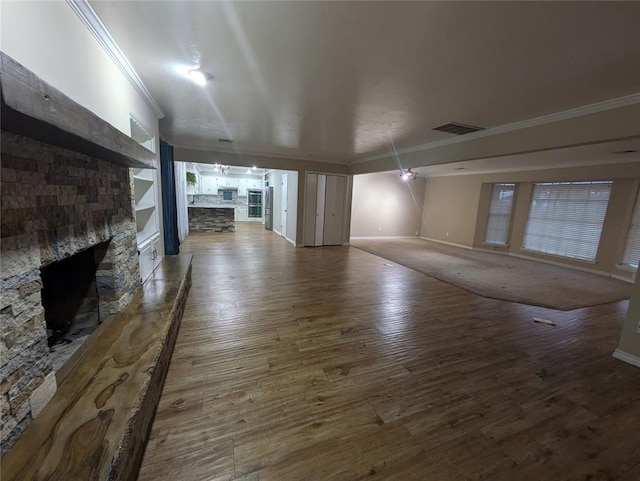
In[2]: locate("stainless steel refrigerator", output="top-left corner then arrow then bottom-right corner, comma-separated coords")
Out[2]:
264,186 -> 274,230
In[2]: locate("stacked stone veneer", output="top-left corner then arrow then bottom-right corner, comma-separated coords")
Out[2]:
188,207 -> 235,232
0,131 -> 141,453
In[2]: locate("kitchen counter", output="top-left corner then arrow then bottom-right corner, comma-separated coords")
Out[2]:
189,204 -> 239,208
188,207 -> 234,233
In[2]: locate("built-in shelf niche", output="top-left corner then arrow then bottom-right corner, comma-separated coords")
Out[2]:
130,114 -> 162,281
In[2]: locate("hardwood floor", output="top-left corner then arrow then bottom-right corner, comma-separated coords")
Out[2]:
138,224 -> 640,481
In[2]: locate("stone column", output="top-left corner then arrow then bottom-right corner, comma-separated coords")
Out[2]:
94,221 -> 140,317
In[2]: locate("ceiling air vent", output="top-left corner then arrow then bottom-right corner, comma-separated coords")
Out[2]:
218,138 -> 233,143
432,122 -> 484,135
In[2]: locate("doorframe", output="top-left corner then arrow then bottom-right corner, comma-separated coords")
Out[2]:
281,173 -> 288,238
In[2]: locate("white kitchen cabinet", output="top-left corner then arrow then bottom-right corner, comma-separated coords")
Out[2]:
238,179 -> 249,196
217,177 -> 238,188
235,206 -> 248,222
200,174 -> 217,194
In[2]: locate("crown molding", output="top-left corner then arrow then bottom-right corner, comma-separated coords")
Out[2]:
352,93 -> 640,165
170,142 -> 347,165
421,156 -> 640,178
66,0 -> 164,119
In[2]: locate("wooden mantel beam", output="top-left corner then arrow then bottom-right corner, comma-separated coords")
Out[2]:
0,52 -> 156,169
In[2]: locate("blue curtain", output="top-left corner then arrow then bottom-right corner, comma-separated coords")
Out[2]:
160,140 -> 180,255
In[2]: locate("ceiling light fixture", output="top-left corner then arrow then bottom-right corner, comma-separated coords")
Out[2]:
188,68 -> 213,86
213,163 -> 230,175
246,169 -> 252,174
400,168 -> 417,181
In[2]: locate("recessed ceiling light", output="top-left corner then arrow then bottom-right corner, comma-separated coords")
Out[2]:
252,166 -> 257,170
188,68 -> 213,86
246,169 -> 252,174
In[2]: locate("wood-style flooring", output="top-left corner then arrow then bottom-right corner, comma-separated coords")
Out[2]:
138,224 -> 640,481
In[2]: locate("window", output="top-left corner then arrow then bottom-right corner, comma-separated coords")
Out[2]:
484,183 -> 515,245
621,188 -> 640,270
522,181 -> 612,262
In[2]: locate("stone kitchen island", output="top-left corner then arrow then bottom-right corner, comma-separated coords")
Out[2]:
188,206 -> 235,232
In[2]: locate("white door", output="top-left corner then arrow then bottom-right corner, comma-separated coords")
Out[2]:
304,173 -> 318,246
315,174 -> 326,246
281,174 -> 288,237
323,175 -> 346,245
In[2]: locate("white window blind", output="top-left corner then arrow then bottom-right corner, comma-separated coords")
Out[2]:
522,181 -> 612,262
621,189 -> 640,270
484,183 -> 515,245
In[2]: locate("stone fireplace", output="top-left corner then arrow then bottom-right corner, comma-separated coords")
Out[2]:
40,243 -> 103,372
0,131 -> 141,452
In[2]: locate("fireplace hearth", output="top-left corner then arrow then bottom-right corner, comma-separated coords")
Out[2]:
0,131 -> 142,452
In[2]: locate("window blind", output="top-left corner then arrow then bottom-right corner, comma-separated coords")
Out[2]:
622,189 -> 640,270
484,183 -> 515,245
522,181 -> 612,262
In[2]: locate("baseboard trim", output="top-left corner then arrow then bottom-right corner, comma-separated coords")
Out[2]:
419,237 -> 473,250
509,252 -> 611,278
351,236 -> 417,240
285,236 -> 296,247
613,349 -> 640,368
612,273 -> 635,284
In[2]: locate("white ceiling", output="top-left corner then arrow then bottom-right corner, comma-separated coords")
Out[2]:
90,1 -> 640,166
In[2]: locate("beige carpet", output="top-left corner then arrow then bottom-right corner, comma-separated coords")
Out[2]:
351,238 -> 632,310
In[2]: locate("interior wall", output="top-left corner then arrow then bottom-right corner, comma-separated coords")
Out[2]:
351,173 -> 426,238
0,1 -> 158,138
267,170 -> 297,243
286,171 -> 298,242
421,162 -> 640,277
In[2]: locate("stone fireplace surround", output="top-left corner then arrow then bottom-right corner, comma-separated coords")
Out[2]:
0,131 -> 141,452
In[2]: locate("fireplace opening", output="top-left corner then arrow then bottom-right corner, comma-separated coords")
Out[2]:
40,246 -> 101,372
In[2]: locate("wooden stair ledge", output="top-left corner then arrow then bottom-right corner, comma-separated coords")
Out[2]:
2,255 -> 193,481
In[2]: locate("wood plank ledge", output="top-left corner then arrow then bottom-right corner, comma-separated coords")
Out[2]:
0,52 -> 156,169
1,255 -> 193,481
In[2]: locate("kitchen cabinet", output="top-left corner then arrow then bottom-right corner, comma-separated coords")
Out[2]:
138,232 -> 162,281
238,178 -> 249,195
220,178 -> 239,188
235,206 -> 248,222
303,173 -> 348,246
200,175 -> 216,194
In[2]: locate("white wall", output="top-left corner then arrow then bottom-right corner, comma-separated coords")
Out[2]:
0,1 -> 158,137
351,172 -> 426,238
